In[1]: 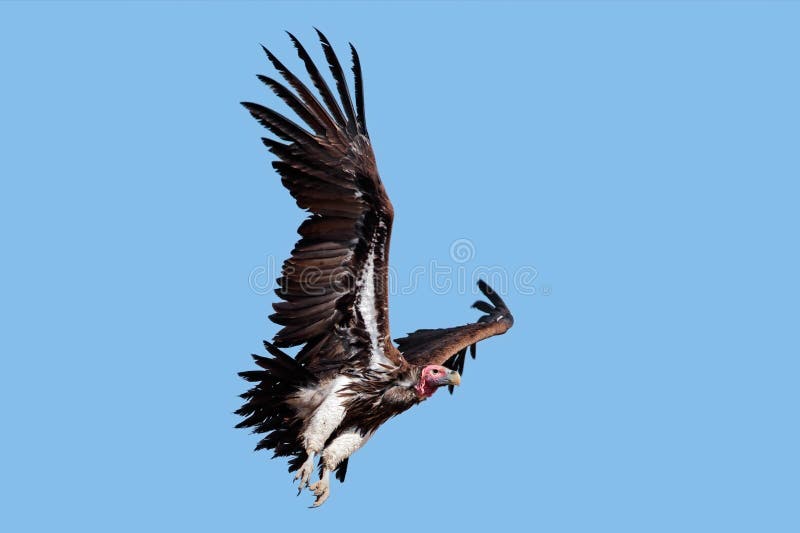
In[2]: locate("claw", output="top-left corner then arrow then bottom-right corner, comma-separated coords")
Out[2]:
308,468 -> 331,507
293,453 -> 315,494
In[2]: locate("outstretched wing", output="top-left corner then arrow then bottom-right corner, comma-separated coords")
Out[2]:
243,30 -> 402,377
395,280 -> 514,392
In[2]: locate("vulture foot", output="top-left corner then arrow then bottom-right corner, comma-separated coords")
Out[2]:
294,453 -> 315,494
309,469 -> 331,507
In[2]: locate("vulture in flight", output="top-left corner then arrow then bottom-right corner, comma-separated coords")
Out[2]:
236,30 -> 515,507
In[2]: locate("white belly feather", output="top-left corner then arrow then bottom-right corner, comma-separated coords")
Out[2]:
301,375 -> 353,452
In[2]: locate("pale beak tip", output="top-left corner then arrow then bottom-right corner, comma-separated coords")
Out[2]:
448,370 -> 462,387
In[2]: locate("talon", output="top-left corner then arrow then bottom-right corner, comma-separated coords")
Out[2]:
293,453 -> 315,493
310,489 -> 329,507
308,468 -> 331,507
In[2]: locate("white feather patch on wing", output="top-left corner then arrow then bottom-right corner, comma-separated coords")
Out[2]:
356,243 -> 393,370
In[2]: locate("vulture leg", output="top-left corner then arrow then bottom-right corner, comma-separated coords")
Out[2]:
296,376 -> 354,494
310,429 -> 371,506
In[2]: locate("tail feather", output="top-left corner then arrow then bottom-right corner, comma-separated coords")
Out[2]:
236,341 -> 316,473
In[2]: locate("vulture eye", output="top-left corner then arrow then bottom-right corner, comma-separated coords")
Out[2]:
431,369 -> 439,375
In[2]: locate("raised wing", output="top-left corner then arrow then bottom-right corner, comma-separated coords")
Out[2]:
243,30 -> 403,377
395,280 -> 514,392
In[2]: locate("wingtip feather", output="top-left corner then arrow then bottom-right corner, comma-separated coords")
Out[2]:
349,42 -> 367,135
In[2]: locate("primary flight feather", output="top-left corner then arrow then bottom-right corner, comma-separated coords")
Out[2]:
236,30 -> 515,507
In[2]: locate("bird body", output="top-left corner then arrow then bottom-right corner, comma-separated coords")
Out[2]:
237,30 -> 514,506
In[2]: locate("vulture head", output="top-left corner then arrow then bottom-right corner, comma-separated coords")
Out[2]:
415,365 -> 461,399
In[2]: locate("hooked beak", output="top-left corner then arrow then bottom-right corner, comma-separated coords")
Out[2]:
447,369 -> 461,387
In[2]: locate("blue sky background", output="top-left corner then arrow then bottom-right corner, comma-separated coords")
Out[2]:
1,2 -> 798,531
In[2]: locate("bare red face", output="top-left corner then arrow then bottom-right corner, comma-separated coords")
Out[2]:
415,365 -> 462,398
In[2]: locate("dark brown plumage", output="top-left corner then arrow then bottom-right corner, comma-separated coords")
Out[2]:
236,31 -> 514,507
